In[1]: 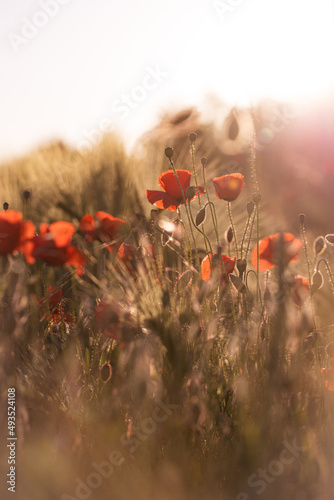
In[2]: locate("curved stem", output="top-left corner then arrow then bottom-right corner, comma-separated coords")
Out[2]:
202,166 -> 219,248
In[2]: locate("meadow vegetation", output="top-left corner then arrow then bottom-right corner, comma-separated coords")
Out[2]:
0,108 -> 334,500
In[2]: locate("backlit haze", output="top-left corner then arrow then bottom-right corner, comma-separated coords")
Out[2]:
1,0 -> 334,160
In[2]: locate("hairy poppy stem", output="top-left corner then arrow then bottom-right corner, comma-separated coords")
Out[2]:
250,129 -> 260,301
317,258 -> 334,299
202,164 -> 219,248
189,144 -> 209,254
168,159 -> 199,267
227,202 -> 239,260
187,200 -> 213,260
240,212 -> 252,260
300,218 -> 319,362
177,208 -> 193,265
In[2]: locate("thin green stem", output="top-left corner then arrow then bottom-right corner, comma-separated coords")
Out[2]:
318,258 -> 334,299
227,202 -> 239,259
168,158 -> 199,267
300,220 -> 319,361
202,166 -> 219,248
240,213 -> 252,260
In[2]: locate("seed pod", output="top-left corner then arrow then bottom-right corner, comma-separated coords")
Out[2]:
325,234 -> 334,246
236,258 -> 247,275
185,186 -> 196,200
299,213 -> 306,225
3,202 -> 9,211
201,157 -> 207,167
195,207 -> 206,226
188,132 -> 197,143
225,226 -> 234,244
21,189 -> 31,202
246,202 -> 254,216
164,147 -> 174,159
252,193 -> 261,204
313,236 -> 326,256
230,274 -> 247,294
311,270 -> 323,292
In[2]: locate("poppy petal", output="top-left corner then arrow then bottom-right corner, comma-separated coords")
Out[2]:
66,246 -> 86,274
146,190 -> 181,211
158,169 -> 192,199
213,173 -> 245,201
48,221 -> 76,247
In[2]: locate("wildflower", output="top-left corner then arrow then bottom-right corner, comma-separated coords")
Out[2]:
201,253 -> 236,285
24,221 -> 86,275
321,359 -> 334,391
146,169 -> 205,212
213,173 -> 245,202
79,211 -> 126,251
0,209 -> 35,256
291,275 -> 310,307
251,232 -> 303,271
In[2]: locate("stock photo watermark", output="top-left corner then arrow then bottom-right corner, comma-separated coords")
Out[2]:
60,398 -> 179,500
212,0 -> 246,21
78,64 -> 169,151
236,438 -> 303,499
6,0 -> 73,53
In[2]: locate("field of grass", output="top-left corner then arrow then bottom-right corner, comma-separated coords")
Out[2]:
0,116 -> 334,500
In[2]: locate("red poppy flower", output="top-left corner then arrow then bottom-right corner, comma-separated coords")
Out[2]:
79,212 -> 126,251
201,253 -> 236,285
146,169 -> 205,212
251,233 -> 303,272
0,209 -> 36,256
24,221 -> 86,275
321,359 -> 334,391
213,173 -> 245,201
291,275 -> 310,307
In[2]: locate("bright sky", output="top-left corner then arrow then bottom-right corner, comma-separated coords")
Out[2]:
1,0 -> 334,160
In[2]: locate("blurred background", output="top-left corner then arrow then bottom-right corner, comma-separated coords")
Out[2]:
1,0 -> 334,159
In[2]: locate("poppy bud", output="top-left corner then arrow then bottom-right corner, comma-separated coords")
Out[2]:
201,157 -> 207,168
100,363 -> 112,382
225,226 -> 234,244
252,193 -> 261,204
236,258 -> 247,275
21,189 -> 31,202
188,132 -> 197,143
230,274 -> 247,294
3,202 -> 9,211
195,207 -> 206,226
311,270 -> 323,292
325,234 -> 334,246
299,213 -> 306,225
313,236 -> 326,256
246,202 -> 254,216
185,186 -> 196,200
164,147 -> 174,159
